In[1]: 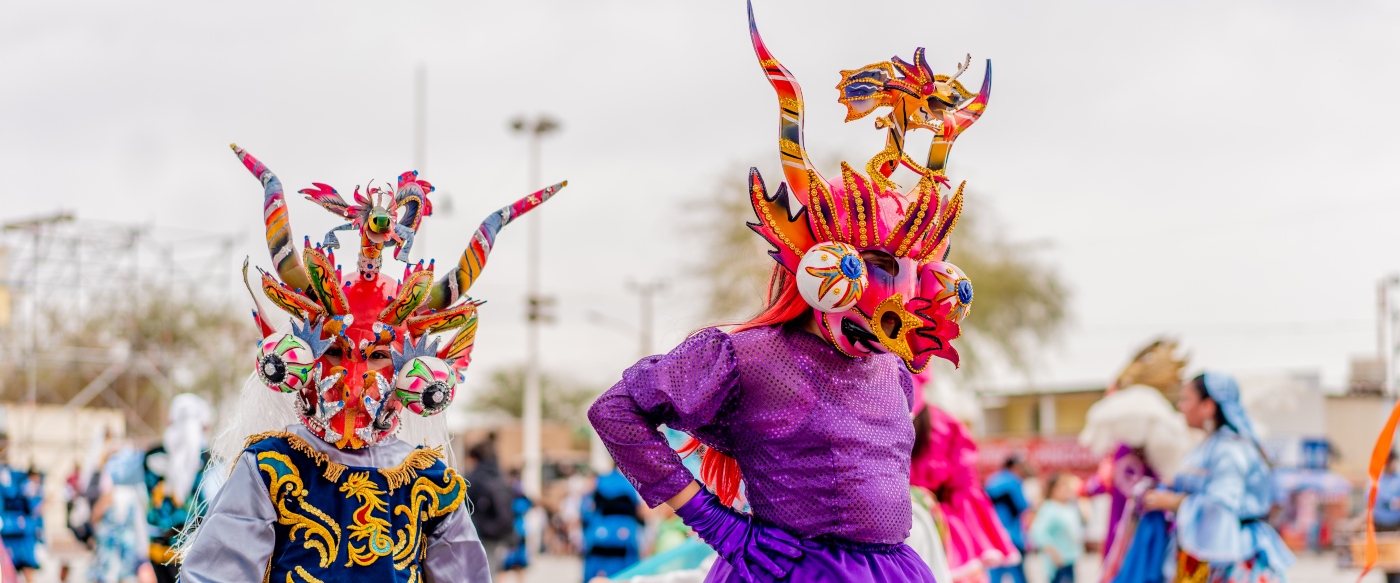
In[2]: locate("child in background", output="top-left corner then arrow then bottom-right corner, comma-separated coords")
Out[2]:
1030,473 -> 1084,583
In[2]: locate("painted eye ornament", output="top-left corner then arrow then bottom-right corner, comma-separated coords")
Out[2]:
796,241 -> 867,313
256,332 -> 317,393
394,356 -> 456,415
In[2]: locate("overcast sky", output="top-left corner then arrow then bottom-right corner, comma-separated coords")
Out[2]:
3,0 -> 1399,396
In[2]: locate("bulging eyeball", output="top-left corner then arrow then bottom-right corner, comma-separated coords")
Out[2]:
394,356 -> 456,415
796,242 -> 867,313
256,332 -> 317,393
918,261 -> 973,324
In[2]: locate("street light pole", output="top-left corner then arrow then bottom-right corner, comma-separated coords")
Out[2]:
626,279 -> 667,358
509,115 -> 560,502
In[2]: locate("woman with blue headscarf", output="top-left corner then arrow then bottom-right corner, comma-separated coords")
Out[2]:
1142,372 -> 1295,583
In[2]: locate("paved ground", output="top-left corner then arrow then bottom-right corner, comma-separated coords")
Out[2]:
520,551 -> 1384,583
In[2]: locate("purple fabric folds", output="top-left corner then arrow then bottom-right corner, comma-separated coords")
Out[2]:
706,540 -> 934,583
675,487 -> 803,581
588,324 -> 918,545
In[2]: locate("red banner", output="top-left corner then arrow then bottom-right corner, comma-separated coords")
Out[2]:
977,436 -> 1100,479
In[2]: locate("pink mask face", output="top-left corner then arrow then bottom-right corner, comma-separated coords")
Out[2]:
817,254 -> 919,358
817,257 -> 972,373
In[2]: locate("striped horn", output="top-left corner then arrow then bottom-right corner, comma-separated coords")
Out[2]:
231,144 -> 312,292
748,0 -> 827,207
423,181 -> 568,310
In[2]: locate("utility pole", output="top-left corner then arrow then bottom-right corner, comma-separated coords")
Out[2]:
508,115 -> 560,503
627,279 -> 667,358
1381,275 -> 1400,395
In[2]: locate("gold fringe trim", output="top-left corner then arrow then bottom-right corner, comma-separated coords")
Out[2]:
244,431 -> 442,491
244,431 -> 349,483
379,446 -> 444,492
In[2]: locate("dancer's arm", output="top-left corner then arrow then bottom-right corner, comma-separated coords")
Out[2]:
1171,440 -> 1249,562
179,453 -> 275,583
423,506 -> 492,582
588,328 -> 740,508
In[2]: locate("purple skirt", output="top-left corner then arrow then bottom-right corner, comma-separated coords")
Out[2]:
705,539 -> 936,583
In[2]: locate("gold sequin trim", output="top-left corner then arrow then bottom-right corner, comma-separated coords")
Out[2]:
896,176 -> 936,257
750,182 -> 805,257
379,447 -> 446,492
779,139 -> 802,160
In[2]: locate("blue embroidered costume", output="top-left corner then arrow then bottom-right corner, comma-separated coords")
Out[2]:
180,426 -> 488,582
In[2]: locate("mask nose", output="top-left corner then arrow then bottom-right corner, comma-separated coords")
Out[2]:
870,294 -> 921,363
880,311 -> 903,339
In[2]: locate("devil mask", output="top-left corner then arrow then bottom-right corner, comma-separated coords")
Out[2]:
745,3 -> 989,372
236,145 -> 566,449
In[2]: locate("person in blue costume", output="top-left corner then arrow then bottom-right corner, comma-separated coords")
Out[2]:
1142,372 -> 1295,583
501,468 -> 534,581
583,466 -> 644,581
1373,452 -> 1400,583
984,455 -> 1030,583
91,446 -> 151,583
143,394 -> 213,583
0,433 -> 41,581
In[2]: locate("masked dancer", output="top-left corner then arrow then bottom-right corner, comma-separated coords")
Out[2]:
179,145 -> 567,582
589,3 -> 992,580
1077,340 -> 1194,583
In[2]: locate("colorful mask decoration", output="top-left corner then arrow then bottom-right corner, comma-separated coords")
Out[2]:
235,144 -> 566,448
745,2 -> 990,372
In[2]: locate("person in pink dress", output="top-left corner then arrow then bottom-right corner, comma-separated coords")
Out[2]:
909,373 -> 1018,583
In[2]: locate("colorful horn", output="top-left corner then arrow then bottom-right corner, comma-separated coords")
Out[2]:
231,144 -> 312,292
423,181 -> 568,310
748,0 -> 827,207
926,60 -> 992,174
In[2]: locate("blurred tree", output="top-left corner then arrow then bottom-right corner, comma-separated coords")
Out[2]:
687,167 -> 1068,376
2,286 -> 252,436
685,167 -> 776,323
472,365 -> 598,432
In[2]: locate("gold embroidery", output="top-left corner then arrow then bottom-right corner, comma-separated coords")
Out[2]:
257,451 -> 341,568
391,468 -> 467,570
341,472 -> 393,567
287,566 -> 326,583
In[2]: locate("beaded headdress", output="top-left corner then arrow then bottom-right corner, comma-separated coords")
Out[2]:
1114,339 -> 1188,396
745,2 -> 991,371
235,145 -> 565,449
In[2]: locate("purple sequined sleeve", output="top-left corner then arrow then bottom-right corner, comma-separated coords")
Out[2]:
588,328 -> 740,507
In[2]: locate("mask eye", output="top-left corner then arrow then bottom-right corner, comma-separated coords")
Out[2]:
393,356 -> 456,416
795,242 -> 867,313
860,250 -> 899,277
256,333 -> 317,394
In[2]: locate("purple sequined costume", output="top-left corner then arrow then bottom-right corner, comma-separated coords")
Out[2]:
589,325 -> 936,582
